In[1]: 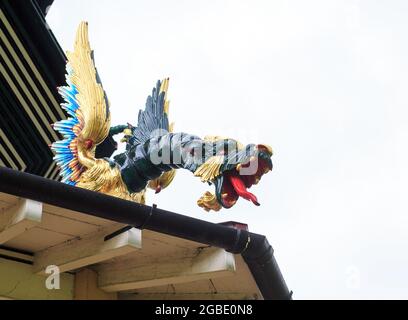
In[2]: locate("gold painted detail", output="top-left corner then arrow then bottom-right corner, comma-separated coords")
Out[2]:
148,169 -> 176,193
256,144 -> 273,156
203,136 -> 244,150
194,155 -> 224,182
160,78 -> 170,115
59,22 -> 144,203
77,159 -> 145,203
67,22 -> 111,146
197,191 -> 222,212
120,128 -> 132,143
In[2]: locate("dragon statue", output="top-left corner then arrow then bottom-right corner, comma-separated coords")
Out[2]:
51,22 -> 273,212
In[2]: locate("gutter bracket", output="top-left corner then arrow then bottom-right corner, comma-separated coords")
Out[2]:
104,204 -> 157,241
103,225 -> 133,241
226,228 -> 251,254
135,203 -> 156,229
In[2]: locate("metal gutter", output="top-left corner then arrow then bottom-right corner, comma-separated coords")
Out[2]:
0,166 -> 292,300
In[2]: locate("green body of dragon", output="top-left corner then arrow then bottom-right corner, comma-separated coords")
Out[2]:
51,22 -> 273,212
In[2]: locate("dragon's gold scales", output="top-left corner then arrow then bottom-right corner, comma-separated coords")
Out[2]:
51,22 -> 273,212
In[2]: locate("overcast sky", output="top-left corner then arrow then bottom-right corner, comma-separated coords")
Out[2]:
47,0 -> 408,299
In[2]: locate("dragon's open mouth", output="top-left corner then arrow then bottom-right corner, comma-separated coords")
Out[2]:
217,155 -> 272,208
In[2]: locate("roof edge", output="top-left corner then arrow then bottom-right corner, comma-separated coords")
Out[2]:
0,167 -> 291,299
33,0 -> 54,16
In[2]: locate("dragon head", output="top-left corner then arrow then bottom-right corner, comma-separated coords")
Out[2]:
194,137 -> 273,211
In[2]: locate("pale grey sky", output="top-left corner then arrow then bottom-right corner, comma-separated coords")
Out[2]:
47,0 -> 408,299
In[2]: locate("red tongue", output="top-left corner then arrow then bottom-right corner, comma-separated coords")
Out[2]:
228,174 -> 260,206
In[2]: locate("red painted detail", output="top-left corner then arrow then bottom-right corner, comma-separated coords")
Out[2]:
228,173 -> 259,206
84,139 -> 94,149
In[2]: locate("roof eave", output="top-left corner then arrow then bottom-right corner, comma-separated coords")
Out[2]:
0,166 -> 292,300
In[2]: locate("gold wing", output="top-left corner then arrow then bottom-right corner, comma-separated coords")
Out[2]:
68,21 -> 111,150
52,21 -> 111,184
